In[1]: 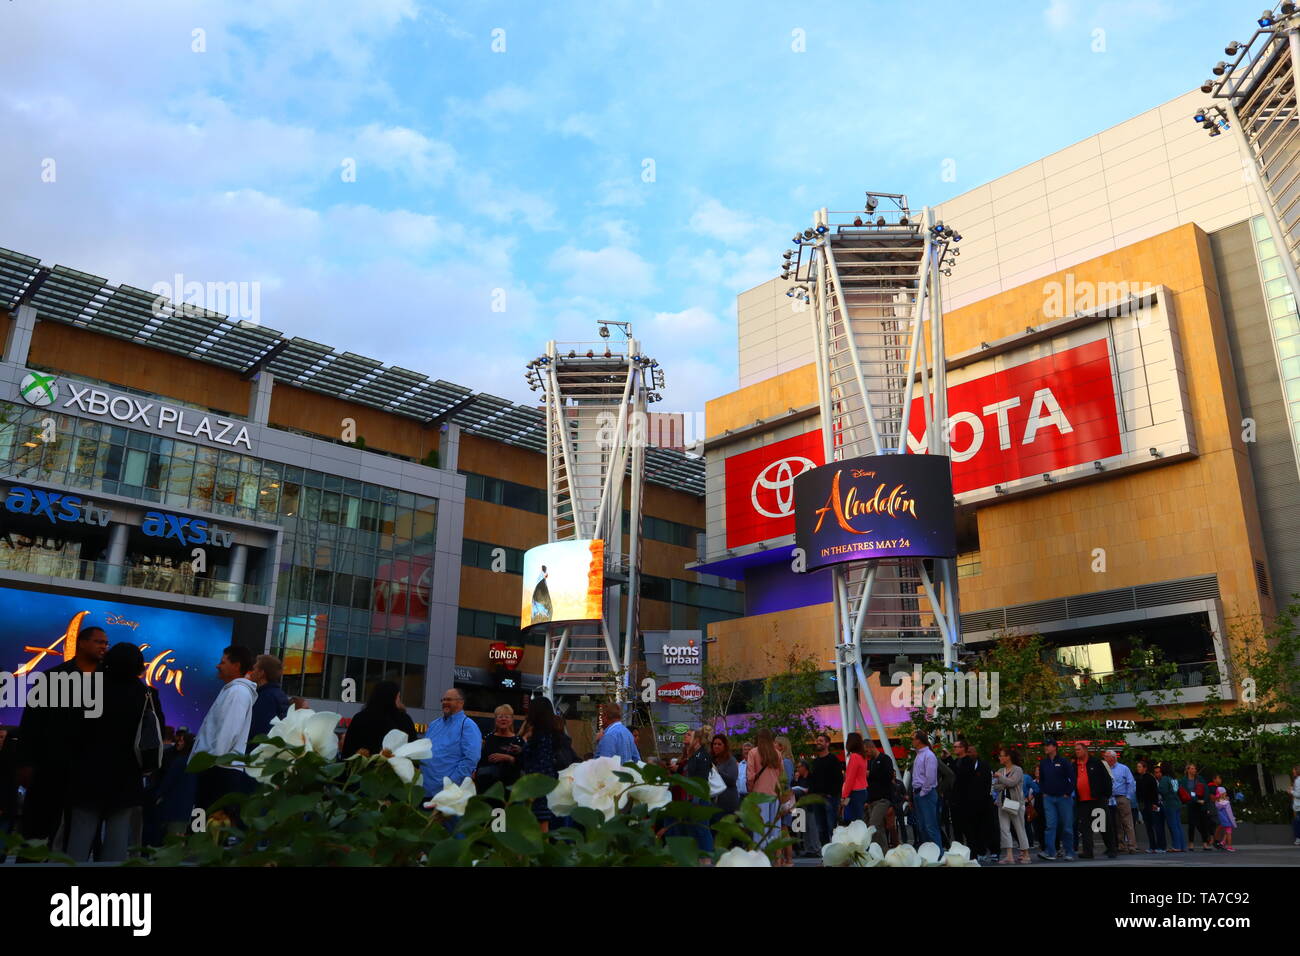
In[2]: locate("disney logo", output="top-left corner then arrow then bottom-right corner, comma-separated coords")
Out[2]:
850,469 -> 877,478
106,614 -> 141,630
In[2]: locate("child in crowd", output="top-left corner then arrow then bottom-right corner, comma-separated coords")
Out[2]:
1213,786 -> 1236,852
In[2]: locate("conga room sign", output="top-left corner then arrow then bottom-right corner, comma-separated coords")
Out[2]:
793,454 -> 957,571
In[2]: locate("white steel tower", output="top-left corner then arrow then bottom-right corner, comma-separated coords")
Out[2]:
784,195 -> 962,757
1196,3 -> 1300,478
525,322 -> 665,701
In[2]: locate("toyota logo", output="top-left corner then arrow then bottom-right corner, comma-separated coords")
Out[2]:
751,455 -> 817,518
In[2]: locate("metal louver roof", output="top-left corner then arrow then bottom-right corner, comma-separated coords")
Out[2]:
1,247 -> 705,495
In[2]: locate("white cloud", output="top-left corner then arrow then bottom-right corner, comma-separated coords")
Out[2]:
688,197 -> 765,244
548,245 -> 655,297
1044,0 -> 1075,31
353,124 -> 457,184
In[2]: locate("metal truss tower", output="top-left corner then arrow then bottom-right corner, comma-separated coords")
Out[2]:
525,322 -> 665,701
1196,4 -> 1300,478
785,195 -> 962,758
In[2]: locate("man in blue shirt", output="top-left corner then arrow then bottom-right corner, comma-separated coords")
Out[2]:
420,688 -> 482,798
1037,739 -> 1077,862
594,703 -> 640,763
1104,749 -> 1138,854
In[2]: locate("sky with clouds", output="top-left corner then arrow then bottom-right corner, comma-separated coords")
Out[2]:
0,0 -> 1259,415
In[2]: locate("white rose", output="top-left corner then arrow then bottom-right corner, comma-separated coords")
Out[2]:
548,765 -> 579,815
424,776 -> 476,816
377,729 -> 432,785
716,847 -> 771,867
821,820 -> 877,867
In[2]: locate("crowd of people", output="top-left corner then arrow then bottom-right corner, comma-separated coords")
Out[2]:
4,635 -> 1300,866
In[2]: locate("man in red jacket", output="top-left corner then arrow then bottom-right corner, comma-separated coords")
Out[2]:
1073,741 -> 1117,859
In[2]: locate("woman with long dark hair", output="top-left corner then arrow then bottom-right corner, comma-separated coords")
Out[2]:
711,733 -> 739,814
341,680 -> 417,758
841,732 -> 869,823
746,729 -> 783,848
520,694 -> 561,832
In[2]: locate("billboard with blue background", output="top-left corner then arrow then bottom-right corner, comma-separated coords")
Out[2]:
0,585 -> 234,731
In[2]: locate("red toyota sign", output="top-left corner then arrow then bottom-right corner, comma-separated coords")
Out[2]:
724,429 -> 825,548
658,681 -> 705,703
906,338 -> 1123,495
488,642 -> 522,670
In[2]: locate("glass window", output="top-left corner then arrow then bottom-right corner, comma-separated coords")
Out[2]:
320,491 -> 341,525
122,449 -> 148,486
342,495 -> 361,529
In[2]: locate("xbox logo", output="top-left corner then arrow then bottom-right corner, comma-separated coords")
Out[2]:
19,371 -> 59,407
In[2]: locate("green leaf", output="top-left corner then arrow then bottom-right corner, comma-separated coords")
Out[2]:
665,836 -> 700,867
504,803 -> 544,848
508,774 -> 558,803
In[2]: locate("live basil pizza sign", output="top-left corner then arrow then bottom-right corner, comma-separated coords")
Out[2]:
793,454 -> 957,571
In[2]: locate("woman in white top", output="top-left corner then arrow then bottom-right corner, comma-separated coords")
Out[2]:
994,747 -> 1031,864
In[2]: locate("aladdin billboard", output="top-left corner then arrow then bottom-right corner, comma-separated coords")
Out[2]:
793,454 -> 956,571
520,539 -> 605,628
0,585 -> 234,730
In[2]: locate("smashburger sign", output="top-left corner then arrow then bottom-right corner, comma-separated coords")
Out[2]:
657,681 -> 704,703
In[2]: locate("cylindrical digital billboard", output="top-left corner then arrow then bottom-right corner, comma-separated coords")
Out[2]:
520,538 -> 605,628
793,454 -> 956,571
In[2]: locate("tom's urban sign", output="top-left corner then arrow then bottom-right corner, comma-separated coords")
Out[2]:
793,454 -> 956,570
18,371 -> 254,451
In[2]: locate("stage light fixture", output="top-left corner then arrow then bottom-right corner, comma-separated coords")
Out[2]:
1225,41 -> 1240,55
1213,61 -> 1227,76
783,249 -> 793,259
1093,461 -> 1104,471
876,216 -> 886,226
853,217 -> 864,226
1201,79 -> 1214,92
899,216 -> 909,225
815,224 -> 827,234
1210,128 -> 1222,137
1285,2 -> 1297,15
865,195 -> 879,212
803,228 -> 815,239
1042,473 -> 1055,483
1149,447 -> 1162,458
1193,111 -> 1207,123
1259,12 -> 1275,27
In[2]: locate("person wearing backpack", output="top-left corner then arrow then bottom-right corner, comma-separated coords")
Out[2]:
65,642 -> 161,862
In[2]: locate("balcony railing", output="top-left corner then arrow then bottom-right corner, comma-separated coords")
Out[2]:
1057,660 -> 1222,698
0,550 -> 268,605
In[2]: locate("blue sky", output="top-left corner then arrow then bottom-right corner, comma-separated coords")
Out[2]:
0,0 -> 1261,414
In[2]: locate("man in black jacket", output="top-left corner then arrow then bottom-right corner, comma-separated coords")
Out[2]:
247,654 -> 291,747
15,625 -> 109,847
1073,741 -> 1117,859
808,733 -> 843,842
863,737 -> 895,855
967,741 -> 999,862
951,740 -> 989,857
